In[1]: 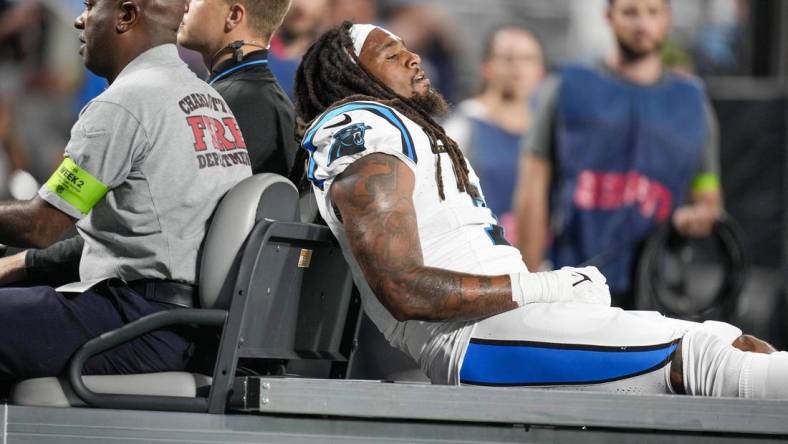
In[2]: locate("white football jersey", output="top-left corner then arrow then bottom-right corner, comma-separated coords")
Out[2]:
303,100 -> 526,383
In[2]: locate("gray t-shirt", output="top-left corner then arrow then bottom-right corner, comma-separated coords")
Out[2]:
39,44 -> 252,284
524,67 -> 720,178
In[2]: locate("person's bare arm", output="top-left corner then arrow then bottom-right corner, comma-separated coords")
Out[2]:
673,99 -> 723,238
0,251 -> 26,285
672,188 -> 721,237
514,153 -> 551,270
514,75 -> 559,270
0,196 -> 75,248
0,98 -> 30,172
330,153 -> 518,322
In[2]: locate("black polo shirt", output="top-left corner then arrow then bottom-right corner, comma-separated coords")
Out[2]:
208,49 -> 298,176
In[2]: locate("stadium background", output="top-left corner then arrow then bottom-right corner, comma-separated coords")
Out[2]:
1,0 -> 787,346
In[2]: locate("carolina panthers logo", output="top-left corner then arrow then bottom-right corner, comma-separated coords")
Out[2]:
328,122 -> 372,165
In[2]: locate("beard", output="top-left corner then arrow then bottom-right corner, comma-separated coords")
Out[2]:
616,36 -> 665,62
409,87 -> 450,117
500,88 -> 517,102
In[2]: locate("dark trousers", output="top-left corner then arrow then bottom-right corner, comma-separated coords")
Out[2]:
0,282 -> 192,383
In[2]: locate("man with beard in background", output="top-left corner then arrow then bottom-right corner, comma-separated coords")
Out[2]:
515,0 -> 722,308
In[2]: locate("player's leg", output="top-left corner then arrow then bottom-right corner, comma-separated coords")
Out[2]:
673,324 -> 788,399
458,303 -> 692,391
461,301 -> 788,398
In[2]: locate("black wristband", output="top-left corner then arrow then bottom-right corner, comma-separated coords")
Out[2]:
25,235 -> 83,286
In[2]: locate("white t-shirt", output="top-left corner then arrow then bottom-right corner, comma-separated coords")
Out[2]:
303,100 -> 527,383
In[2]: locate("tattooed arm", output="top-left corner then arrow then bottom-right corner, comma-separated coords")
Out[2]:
330,153 -> 519,322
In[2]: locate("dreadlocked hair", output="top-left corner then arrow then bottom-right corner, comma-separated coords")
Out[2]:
289,21 -> 477,201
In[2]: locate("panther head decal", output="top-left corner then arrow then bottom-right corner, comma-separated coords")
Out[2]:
328,122 -> 373,165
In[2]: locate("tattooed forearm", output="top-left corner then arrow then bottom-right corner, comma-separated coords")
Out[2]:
331,153 -> 518,322
401,270 -> 516,321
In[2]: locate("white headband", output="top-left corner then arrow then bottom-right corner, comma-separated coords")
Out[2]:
349,24 -> 397,58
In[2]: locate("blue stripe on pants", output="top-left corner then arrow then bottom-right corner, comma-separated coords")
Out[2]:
460,338 -> 678,386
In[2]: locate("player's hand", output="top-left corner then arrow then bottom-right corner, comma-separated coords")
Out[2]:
556,266 -> 611,306
511,265 -> 611,307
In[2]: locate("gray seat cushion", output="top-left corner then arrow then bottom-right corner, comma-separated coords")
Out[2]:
11,372 -> 211,408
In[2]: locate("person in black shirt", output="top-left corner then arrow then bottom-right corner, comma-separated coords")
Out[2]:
0,0 -> 297,287
178,0 -> 297,175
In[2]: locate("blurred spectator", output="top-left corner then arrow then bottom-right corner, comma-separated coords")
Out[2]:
444,25 -> 545,245
0,0 -> 38,197
0,96 -> 32,199
692,0 -> 748,76
328,0 -> 378,26
515,0 -> 722,308
269,0 -> 328,98
0,0 -> 87,184
384,1 -> 461,103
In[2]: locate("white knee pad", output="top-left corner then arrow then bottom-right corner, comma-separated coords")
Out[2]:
681,321 -> 744,397
682,321 -> 788,399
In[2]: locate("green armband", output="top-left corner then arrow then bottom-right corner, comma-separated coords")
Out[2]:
691,173 -> 720,193
45,158 -> 109,214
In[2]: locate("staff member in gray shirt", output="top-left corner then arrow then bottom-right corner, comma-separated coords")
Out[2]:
0,0 -> 250,385
0,0 -> 299,287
